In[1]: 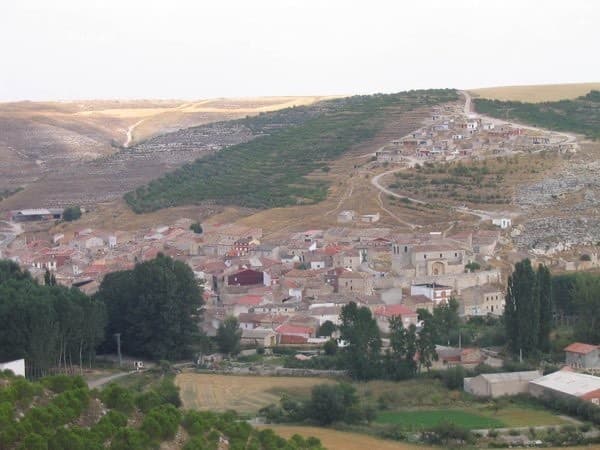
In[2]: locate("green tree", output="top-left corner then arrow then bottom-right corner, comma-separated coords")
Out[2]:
317,320 -> 336,337
571,273 -> 600,343
339,302 -> 381,380
323,338 -> 338,356
385,317 -> 417,379
537,264 -> 553,352
216,316 -> 242,356
416,320 -> 437,372
96,254 -> 203,360
505,259 -> 540,357
62,206 -> 82,222
189,222 -> 203,234
308,383 -> 358,425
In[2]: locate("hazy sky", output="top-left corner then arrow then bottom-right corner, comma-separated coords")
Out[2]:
1,0 -> 598,101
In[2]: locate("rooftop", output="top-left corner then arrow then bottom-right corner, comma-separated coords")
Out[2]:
530,371 -> 600,397
564,342 -> 599,355
478,371 -> 541,383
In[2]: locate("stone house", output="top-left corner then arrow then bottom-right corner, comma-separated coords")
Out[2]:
338,271 -> 374,296
459,285 -> 505,317
373,304 -> 419,333
564,343 -> 600,369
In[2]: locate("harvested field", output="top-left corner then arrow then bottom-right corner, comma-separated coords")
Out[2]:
470,82 -> 600,102
263,425 -> 593,450
175,373 -> 333,414
259,426 -> 435,450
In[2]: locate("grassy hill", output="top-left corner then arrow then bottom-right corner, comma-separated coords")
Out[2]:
124,89 -> 458,213
474,90 -> 600,139
0,371 -> 324,450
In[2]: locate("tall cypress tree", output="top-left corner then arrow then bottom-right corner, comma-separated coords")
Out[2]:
505,259 -> 539,357
537,264 -> 553,352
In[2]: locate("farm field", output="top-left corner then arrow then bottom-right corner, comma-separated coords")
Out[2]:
376,410 -> 504,430
470,82 -> 600,102
258,425 -> 436,450
375,406 -> 566,430
263,425 -> 595,450
175,373 -> 333,414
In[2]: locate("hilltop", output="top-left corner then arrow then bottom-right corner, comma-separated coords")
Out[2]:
470,82 -> 600,102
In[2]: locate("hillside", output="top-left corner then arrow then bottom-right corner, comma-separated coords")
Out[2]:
0,372 -> 324,450
0,97 -> 323,211
124,89 -> 459,213
473,91 -> 600,140
470,82 -> 600,102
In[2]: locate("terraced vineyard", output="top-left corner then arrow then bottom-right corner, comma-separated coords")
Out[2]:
125,89 -> 458,213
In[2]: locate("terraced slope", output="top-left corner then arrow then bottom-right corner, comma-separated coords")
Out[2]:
125,89 -> 458,213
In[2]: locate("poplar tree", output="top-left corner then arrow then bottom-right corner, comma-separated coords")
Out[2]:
505,259 -> 539,356
537,264 -> 553,352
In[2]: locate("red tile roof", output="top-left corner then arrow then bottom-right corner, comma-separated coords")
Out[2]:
564,343 -> 599,354
374,304 -> 418,318
279,334 -> 309,345
235,295 -> 264,306
276,324 -> 314,335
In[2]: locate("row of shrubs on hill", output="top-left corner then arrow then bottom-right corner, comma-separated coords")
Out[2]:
0,371 -> 325,450
125,89 -> 458,213
474,90 -> 600,139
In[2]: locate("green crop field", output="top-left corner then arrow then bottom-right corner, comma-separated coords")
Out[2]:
375,405 -> 566,431
125,89 -> 458,213
375,409 -> 505,430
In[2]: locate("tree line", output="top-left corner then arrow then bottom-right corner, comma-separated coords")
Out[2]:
0,261 -> 106,377
505,259 -> 600,358
0,254 -> 205,376
310,300 -> 462,381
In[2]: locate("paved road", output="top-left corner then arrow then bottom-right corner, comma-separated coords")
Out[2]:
87,371 -> 137,389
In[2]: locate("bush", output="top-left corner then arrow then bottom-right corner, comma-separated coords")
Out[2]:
100,384 -> 135,414
441,366 -> 465,390
189,223 -> 203,234
63,206 -> 82,222
423,421 -> 474,446
323,339 -> 338,356
42,375 -> 86,394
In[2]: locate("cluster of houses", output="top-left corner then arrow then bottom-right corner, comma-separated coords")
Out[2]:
375,103 -> 574,165
1,216 -> 511,348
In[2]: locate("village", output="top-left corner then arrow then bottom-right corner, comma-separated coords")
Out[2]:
0,97 -> 593,361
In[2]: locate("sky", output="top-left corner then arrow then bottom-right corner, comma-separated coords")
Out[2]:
1,0 -> 598,101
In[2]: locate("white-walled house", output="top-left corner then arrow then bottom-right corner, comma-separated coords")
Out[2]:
492,218 -> 512,229
0,359 -> 25,377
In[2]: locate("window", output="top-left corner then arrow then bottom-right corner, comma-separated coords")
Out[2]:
440,253 -> 443,258
455,252 -> 458,257
424,254 -> 427,259
404,246 -> 408,253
